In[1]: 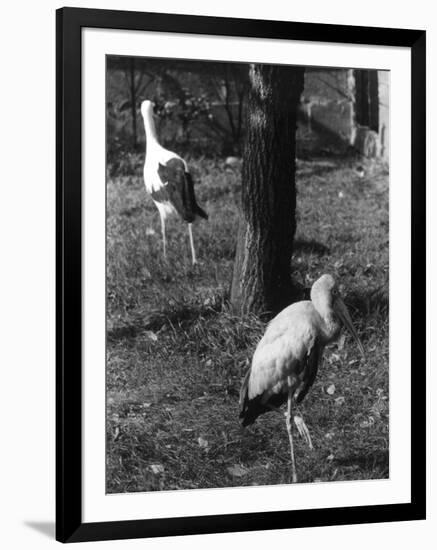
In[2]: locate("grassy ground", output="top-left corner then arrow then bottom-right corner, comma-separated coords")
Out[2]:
106,153 -> 389,493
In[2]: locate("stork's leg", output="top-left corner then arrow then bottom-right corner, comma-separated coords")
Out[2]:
160,214 -> 167,260
188,223 -> 197,265
294,414 -> 313,450
285,378 -> 298,483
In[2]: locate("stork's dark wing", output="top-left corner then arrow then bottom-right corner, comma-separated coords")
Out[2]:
184,171 -> 208,220
239,367 -> 287,427
294,341 -> 320,404
156,158 -> 208,222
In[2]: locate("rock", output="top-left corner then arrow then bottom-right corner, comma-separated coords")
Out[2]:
197,437 -> 209,449
150,464 -> 164,475
227,464 -> 249,477
353,127 -> 381,158
224,156 -> 242,170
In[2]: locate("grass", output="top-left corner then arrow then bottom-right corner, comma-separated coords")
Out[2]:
106,153 -> 389,492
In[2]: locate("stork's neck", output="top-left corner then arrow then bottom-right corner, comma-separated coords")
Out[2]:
313,301 -> 341,344
142,105 -> 159,144
322,313 -> 341,344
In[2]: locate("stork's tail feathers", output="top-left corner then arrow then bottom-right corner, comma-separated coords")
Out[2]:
239,369 -> 256,427
184,172 -> 208,222
239,369 -> 274,427
239,369 -> 288,427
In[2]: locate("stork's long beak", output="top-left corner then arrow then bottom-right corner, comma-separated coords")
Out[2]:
334,297 -> 365,358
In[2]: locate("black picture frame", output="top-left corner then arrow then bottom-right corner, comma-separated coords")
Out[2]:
56,6 -> 426,543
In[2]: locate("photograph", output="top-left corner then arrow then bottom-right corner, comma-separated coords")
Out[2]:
0,0 -> 430,547
105,56 -> 390,493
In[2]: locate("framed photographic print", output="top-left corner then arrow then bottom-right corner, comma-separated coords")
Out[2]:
56,7 -> 426,543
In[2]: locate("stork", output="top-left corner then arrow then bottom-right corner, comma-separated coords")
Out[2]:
239,274 -> 365,483
140,100 -> 208,265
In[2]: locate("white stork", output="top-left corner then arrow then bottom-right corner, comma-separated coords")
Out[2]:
239,274 -> 365,483
140,100 -> 208,265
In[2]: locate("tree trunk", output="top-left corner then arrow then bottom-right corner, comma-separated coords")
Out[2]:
230,64 -> 304,317
368,70 -> 379,133
129,58 -> 137,150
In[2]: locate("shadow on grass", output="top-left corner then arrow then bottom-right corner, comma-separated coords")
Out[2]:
107,304 -> 220,343
298,162 -> 341,178
334,449 -> 389,474
119,205 -> 144,217
294,238 -> 330,256
107,323 -> 148,342
345,286 -> 389,318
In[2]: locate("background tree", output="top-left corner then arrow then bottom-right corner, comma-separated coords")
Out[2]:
231,64 -> 305,316
107,57 -> 155,150
204,63 -> 249,155
107,57 -> 249,157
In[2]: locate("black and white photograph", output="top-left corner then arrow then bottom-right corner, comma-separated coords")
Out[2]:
0,0 -> 431,547
106,57 -> 390,492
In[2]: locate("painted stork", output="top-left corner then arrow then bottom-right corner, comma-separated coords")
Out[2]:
140,100 -> 208,264
239,274 -> 365,483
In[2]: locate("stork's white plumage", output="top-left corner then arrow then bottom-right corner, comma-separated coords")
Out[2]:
140,100 -> 208,264
239,274 -> 365,483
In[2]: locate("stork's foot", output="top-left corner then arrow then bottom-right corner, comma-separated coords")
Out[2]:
188,258 -> 204,271
160,256 -> 171,273
294,415 -> 314,450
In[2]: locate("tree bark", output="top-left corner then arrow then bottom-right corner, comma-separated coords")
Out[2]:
230,64 -> 304,317
129,58 -> 138,150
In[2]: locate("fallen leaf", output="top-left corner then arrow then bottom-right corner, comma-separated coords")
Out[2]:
198,437 -> 209,449
335,396 -> 345,406
359,416 -> 375,428
327,454 -> 335,462
150,464 -> 164,475
227,465 -> 248,477
145,331 -> 158,342
337,334 -> 346,350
